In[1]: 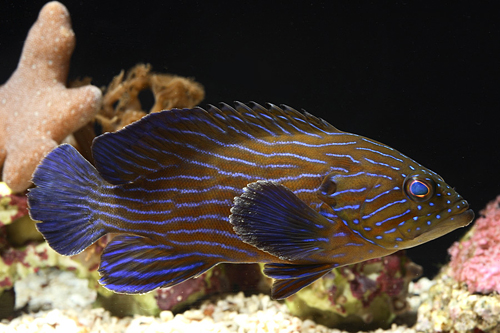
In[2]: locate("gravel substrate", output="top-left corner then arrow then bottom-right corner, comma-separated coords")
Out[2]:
1,292 -> 418,333
14,269 -> 97,313
0,268 -> 421,332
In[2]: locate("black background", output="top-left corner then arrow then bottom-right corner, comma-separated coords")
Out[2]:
1,1 -> 499,278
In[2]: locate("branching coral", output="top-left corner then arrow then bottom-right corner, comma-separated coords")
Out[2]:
0,1 -> 102,193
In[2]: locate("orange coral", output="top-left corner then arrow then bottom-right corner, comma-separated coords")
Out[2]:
0,2 -> 102,193
97,64 -> 204,132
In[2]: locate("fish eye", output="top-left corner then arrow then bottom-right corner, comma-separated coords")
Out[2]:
404,175 -> 435,202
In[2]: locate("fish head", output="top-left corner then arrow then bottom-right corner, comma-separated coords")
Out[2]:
385,172 -> 474,249
319,146 -> 474,250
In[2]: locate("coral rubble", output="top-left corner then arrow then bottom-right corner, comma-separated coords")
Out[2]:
0,1 -> 102,193
448,195 -> 500,294
416,271 -> 500,332
14,268 -> 96,313
1,285 -> 420,333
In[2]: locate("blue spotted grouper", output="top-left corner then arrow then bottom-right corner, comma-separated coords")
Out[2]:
28,102 -> 474,299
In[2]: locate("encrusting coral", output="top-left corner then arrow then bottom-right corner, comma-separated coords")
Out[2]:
0,184 -> 28,227
448,195 -> 500,294
285,251 -> 422,331
0,1 -> 102,193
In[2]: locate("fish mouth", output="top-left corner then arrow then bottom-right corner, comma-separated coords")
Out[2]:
402,205 -> 475,248
441,196 -> 475,227
449,208 -> 475,227
433,208 -> 475,238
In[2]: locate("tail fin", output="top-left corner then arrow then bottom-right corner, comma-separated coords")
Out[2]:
28,144 -> 109,256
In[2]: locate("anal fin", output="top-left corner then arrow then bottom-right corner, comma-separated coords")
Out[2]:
99,235 -> 214,294
264,262 -> 335,299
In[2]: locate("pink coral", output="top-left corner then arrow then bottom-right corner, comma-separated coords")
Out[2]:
448,195 -> 500,294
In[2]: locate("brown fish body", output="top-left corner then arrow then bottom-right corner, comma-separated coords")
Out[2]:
28,102 -> 474,298
103,132 -> 391,266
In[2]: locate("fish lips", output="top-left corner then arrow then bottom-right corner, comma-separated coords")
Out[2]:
452,208 -> 475,227
403,207 -> 475,249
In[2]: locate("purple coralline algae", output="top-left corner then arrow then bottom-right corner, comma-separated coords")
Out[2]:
0,188 -> 28,227
448,195 -> 500,294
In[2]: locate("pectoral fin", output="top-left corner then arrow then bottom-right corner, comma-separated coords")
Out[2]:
230,180 -> 331,261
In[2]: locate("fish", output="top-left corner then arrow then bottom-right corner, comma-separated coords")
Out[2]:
27,102 -> 474,299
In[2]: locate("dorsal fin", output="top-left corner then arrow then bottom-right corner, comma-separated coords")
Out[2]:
91,102 -> 341,185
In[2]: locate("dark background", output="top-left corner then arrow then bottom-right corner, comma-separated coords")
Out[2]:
1,1 -> 499,278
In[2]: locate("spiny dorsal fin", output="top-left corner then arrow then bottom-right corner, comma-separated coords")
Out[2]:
92,102 -> 341,184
